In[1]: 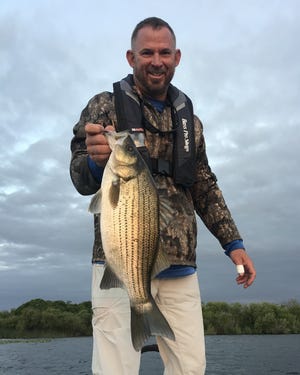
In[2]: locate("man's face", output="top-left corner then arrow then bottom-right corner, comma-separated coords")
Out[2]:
126,26 -> 181,101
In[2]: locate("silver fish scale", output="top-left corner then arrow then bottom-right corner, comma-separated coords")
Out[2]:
103,168 -> 159,310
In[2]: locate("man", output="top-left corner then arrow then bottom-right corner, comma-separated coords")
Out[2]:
70,17 -> 256,375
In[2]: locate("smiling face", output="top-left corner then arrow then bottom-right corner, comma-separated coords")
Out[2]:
126,26 -> 181,101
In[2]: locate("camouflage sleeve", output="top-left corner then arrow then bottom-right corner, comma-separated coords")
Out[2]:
70,91 -> 114,195
190,116 -> 242,247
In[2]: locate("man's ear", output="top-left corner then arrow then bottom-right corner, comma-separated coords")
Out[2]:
126,50 -> 135,67
175,49 -> 181,67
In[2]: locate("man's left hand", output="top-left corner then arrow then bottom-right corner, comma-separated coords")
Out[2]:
229,249 -> 256,288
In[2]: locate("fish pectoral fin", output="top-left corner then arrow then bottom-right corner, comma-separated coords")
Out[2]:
100,265 -> 123,289
109,180 -> 120,208
88,189 -> 102,214
159,195 -> 176,231
151,246 -> 170,279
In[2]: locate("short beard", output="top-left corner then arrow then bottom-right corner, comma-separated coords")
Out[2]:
133,69 -> 174,100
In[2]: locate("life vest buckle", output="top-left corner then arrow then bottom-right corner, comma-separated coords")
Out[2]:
151,158 -> 172,176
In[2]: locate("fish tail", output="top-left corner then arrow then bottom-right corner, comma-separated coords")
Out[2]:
130,297 -> 175,351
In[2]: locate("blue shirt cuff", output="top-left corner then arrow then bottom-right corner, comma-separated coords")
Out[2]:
223,239 -> 245,256
87,156 -> 104,183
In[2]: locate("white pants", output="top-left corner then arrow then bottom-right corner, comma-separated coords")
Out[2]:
91,264 -> 206,375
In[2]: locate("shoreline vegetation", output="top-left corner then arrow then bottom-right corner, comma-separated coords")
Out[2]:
0,299 -> 299,339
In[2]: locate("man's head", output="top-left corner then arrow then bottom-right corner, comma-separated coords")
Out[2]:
130,17 -> 176,48
126,17 -> 181,101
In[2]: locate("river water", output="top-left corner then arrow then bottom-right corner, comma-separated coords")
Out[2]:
0,335 -> 299,374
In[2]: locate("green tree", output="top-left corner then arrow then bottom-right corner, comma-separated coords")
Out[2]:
1,299 -> 299,338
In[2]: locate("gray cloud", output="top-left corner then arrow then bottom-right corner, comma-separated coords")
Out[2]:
1,0 -> 299,310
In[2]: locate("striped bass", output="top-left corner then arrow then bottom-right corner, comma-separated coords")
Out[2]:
89,131 -> 175,351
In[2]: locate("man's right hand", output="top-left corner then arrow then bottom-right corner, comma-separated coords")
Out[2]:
85,123 -> 114,167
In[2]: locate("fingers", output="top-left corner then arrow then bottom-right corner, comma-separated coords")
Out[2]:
230,249 -> 256,289
236,265 -> 245,275
104,125 -> 115,132
88,144 -> 111,166
235,261 -> 256,289
85,123 -> 105,135
85,123 -> 115,167
85,123 -> 115,134
236,273 -> 255,288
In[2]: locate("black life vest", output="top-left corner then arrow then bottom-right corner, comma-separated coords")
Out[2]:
113,74 -> 196,187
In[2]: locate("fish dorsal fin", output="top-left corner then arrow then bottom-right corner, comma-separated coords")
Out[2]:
109,179 -> 120,208
88,189 -> 102,214
100,265 -> 123,289
151,246 -> 170,279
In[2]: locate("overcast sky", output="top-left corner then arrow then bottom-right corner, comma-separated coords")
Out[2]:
1,0 -> 299,311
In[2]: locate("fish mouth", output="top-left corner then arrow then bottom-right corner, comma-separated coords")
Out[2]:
104,130 -> 125,140
104,131 -> 129,150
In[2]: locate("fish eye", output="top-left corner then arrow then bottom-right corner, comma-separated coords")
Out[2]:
126,145 -> 134,153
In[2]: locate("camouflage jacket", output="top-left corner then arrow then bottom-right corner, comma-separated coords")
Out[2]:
70,88 -> 242,266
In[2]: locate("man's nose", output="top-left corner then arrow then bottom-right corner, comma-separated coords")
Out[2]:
151,53 -> 163,66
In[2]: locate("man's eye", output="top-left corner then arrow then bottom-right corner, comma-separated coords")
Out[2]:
141,51 -> 152,56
